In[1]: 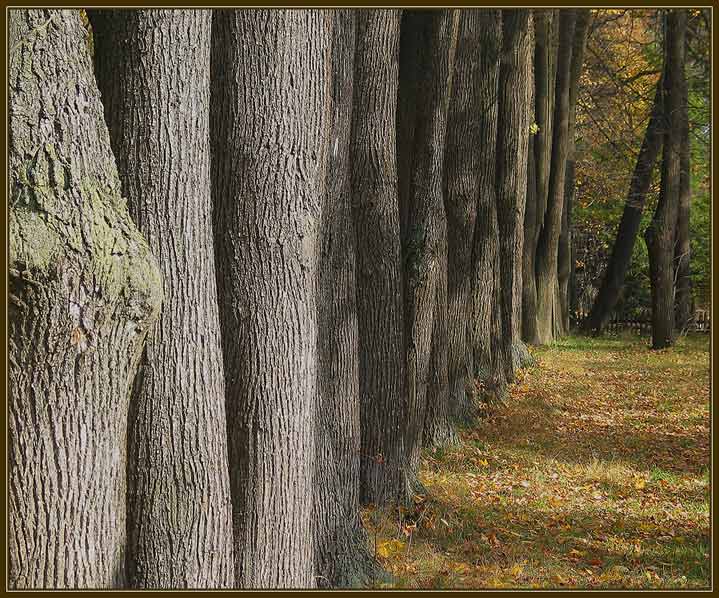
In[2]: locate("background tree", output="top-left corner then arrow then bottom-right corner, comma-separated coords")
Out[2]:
210,9 -> 332,587
90,10 -> 234,588
558,10 -> 591,334
8,9 -> 162,588
581,77 -> 664,334
674,51 -> 692,332
534,10 -> 577,344
573,9 -> 709,332
645,9 -> 687,349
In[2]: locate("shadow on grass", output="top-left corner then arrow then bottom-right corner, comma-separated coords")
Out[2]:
393,487 -> 710,588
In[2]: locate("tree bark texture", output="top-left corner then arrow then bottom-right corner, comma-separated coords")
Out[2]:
350,9 -> 410,506
496,9 -> 532,376
558,10 -> 590,335
210,9 -> 332,587
400,10 -> 457,462
8,9 -> 162,588
90,10 -> 234,588
645,9 -> 687,349
535,9 -> 577,345
313,10 -> 381,588
583,76 -> 665,334
469,10 -> 507,407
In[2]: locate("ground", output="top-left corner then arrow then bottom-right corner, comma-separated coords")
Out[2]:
363,333 -> 710,589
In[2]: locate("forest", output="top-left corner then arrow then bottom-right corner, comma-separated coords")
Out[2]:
7,7 -> 711,590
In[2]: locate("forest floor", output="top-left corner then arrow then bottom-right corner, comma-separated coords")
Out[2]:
363,333 -> 711,589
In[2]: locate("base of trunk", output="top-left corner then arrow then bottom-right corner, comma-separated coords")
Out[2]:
512,340 -> 535,371
318,520 -> 388,589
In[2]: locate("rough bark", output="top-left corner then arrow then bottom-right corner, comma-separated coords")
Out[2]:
535,10 -> 577,345
674,57 -> 692,332
469,10 -> 507,408
645,10 -> 687,349
399,10 -> 457,461
558,10 -> 590,336
210,10 -> 332,587
90,10 -> 234,588
314,11 -> 382,588
496,9 -> 532,377
445,9 -> 485,421
8,9 -> 162,588
350,9 -> 410,506
583,76 -> 665,334
422,10 -> 460,448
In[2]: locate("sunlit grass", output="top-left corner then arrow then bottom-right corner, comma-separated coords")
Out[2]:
362,333 -> 710,589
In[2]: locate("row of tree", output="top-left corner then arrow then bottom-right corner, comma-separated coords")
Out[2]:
7,7 -> 692,589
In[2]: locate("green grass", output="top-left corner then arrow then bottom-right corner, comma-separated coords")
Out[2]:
363,334 -> 710,589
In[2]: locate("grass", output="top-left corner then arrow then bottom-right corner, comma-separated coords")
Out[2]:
362,333 -> 710,589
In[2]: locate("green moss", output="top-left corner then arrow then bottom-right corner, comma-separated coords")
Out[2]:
10,174 -> 163,317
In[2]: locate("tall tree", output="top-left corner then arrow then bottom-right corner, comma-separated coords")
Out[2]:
469,10 -> 506,406
210,10 -> 332,587
445,9 -> 486,419
535,9 -> 577,345
314,10 -> 380,588
351,9 -> 410,506
496,9 -> 532,376
558,10 -> 591,334
645,9 -> 687,349
90,10 -> 235,588
523,10 -> 558,344
398,10 -> 458,455
582,77 -> 665,334
8,9 -> 162,588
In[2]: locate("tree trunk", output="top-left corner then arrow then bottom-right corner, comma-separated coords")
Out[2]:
314,10 -> 382,588
445,9 -> 486,421
583,75 -> 665,334
8,9 -> 162,588
557,10 -> 590,337
422,10 -> 460,448
90,10 -> 234,588
645,10 -> 687,350
400,10 -> 457,464
523,132 -> 539,342
674,56 -> 692,332
523,10 -> 558,345
469,10 -> 506,407
535,9 -> 577,345
210,10 -> 332,587
350,9 -> 410,506
496,9 -> 532,376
